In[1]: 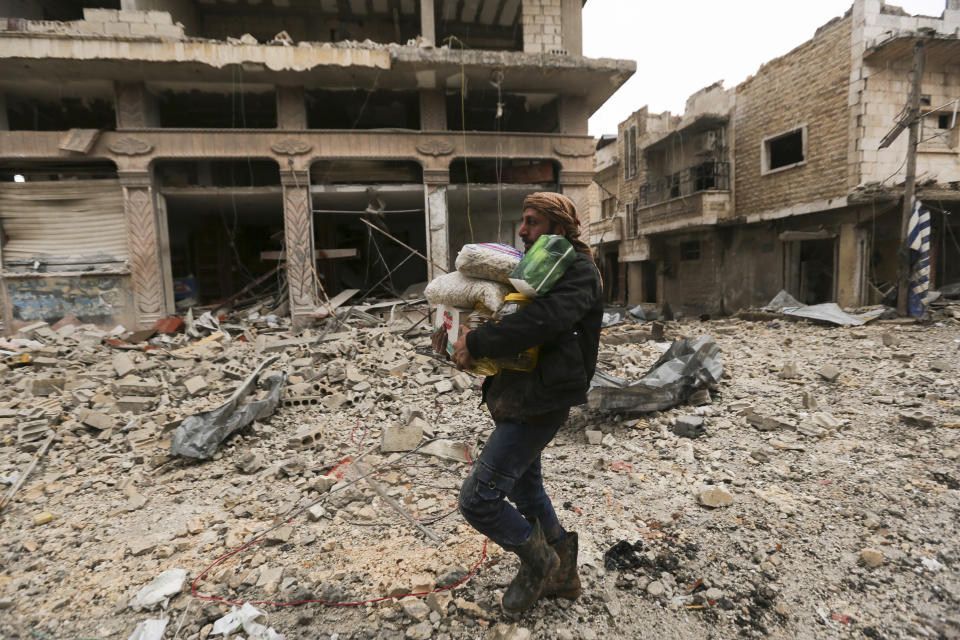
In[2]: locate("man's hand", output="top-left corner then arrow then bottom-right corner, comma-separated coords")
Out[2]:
452,326 -> 473,370
432,326 -> 448,356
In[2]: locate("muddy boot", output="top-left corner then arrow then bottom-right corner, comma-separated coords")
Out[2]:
500,519 -> 560,615
542,532 -> 582,599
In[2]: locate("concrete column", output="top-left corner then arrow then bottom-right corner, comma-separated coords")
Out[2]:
558,95 -> 588,134
280,170 -> 317,326
420,0 -> 436,45
424,169 -> 450,279
276,86 -> 307,130
119,169 -> 168,328
560,0 -> 582,55
420,90 -> 446,131
115,82 -> 159,129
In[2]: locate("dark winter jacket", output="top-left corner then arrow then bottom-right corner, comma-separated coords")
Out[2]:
465,252 -> 603,421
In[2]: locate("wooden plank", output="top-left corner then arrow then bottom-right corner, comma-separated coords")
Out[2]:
259,248 -> 358,261
311,288 -> 360,317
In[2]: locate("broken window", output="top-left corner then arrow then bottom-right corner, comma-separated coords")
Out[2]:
154,86 -> 276,129
764,127 -> 806,172
306,90 -> 420,130
601,196 -> 616,220
680,241 -> 700,261
310,160 -> 423,185
446,91 -> 558,133
627,201 -> 639,237
435,0 -> 522,51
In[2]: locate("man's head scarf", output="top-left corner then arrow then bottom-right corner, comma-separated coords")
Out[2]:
522,192 -> 593,259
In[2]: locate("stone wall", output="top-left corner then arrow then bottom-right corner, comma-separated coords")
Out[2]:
656,231 -> 722,316
733,15 -> 852,217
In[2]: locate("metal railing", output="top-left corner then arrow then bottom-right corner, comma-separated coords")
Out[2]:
638,161 -> 730,207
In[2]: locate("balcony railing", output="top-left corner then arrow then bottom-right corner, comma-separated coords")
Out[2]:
638,161 -> 730,207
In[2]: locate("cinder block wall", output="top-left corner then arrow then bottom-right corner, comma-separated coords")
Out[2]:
733,16 -> 852,216
658,231 -> 722,316
522,0 -> 564,54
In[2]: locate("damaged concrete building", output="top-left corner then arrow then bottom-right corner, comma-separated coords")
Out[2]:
591,0 -> 960,315
0,0 -> 633,331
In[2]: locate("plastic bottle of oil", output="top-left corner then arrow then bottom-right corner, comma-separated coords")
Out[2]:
466,303 -> 500,376
495,293 -> 539,372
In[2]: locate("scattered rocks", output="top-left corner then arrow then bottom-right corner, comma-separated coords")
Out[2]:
817,364 -> 841,382
859,548 -> 884,568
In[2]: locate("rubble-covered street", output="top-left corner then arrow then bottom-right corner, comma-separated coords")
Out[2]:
1,304 -> 958,640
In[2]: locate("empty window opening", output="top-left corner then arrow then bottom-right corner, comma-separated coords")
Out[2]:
623,126 -> 638,179
641,260 -> 658,303
306,90 -> 420,130
938,113 -> 952,129
155,160 -> 283,307
765,128 -> 805,171
435,0 -> 522,51
447,91 -> 558,133
449,158 -> 557,185
5,94 -> 115,131
154,86 -> 276,129
680,241 -> 700,261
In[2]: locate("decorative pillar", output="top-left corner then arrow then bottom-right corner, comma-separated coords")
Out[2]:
119,169 -> 167,328
424,168 -> 450,280
276,86 -> 307,130
281,170 -> 317,326
115,82 -> 159,129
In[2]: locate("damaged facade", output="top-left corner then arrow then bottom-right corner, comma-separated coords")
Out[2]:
591,0 -> 960,315
0,0 -> 633,331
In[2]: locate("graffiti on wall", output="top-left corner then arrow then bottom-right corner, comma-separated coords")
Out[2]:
5,275 -> 135,327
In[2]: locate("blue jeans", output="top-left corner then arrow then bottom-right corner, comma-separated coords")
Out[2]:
458,415 -> 567,548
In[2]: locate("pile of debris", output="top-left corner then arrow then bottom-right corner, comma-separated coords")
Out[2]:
1,306 -> 958,639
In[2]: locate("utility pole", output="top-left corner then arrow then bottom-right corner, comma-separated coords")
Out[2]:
897,39 -> 925,316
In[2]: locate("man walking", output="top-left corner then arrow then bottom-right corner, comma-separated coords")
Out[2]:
440,192 -> 603,615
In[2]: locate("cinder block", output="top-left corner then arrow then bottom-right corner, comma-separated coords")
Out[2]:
155,23 -> 184,39
146,10 -> 173,25
72,20 -> 107,35
104,21 -> 131,35
117,10 -> 146,22
129,22 -> 156,35
83,8 -> 119,22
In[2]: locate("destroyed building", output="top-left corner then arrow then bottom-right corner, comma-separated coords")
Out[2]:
0,0 -> 634,332
590,0 -> 960,315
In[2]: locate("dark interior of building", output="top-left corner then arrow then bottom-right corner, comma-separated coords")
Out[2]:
306,89 -> 420,130
447,91 -> 558,132
156,159 -> 283,306
156,87 -> 277,129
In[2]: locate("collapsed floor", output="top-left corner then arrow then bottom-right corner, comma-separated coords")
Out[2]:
0,305 -> 959,640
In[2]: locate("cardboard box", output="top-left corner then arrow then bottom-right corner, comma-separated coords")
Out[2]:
433,304 -> 472,356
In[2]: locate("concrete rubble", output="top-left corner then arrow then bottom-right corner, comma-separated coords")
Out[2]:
0,305 -> 959,639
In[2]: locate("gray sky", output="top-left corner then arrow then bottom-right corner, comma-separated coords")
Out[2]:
583,0 -> 948,136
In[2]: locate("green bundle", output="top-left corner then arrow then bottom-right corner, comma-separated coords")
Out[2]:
508,235 -> 576,297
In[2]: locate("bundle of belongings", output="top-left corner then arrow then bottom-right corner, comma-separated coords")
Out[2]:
425,236 -> 576,376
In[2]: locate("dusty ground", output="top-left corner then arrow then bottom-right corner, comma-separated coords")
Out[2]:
1,311 -> 959,640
